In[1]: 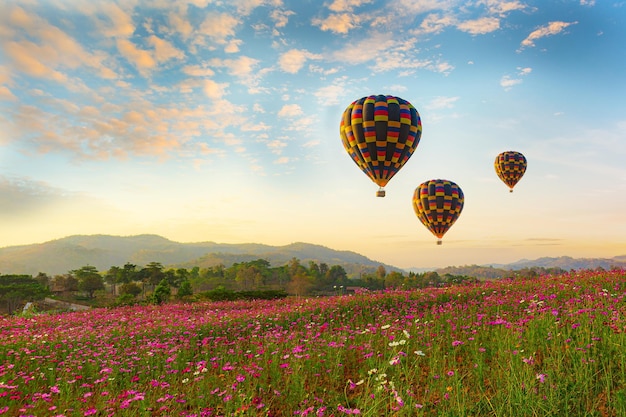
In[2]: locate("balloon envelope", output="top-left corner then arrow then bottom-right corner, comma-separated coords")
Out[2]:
495,151 -> 527,192
340,95 -> 422,197
412,179 -> 464,245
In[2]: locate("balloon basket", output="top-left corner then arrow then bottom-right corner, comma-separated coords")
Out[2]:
437,240 -> 442,245
376,188 -> 386,197
509,189 -> 514,193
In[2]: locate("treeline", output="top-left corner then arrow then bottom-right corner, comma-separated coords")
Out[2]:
436,265 -> 571,279
1,258 -> 481,315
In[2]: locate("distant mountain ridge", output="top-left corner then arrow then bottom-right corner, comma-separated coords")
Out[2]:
0,234 -> 400,277
1,234 -> 624,278
489,255 -> 626,271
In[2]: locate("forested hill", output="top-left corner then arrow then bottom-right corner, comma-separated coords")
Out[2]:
0,234 -> 400,277
435,256 -> 626,279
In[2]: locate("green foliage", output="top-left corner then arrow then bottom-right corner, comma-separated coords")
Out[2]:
114,293 -> 139,307
72,266 -> 105,299
0,274 -> 50,315
118,282 -> 142,297
198,286 -> 288,302
151,279 -> 171,305
176,280 -> 193,299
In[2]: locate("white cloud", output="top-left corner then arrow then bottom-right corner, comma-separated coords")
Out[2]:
96,2 -> 136,38
199,13 -> 240,44
303,140 -> 320,148
483,0 -> 527,15
328,0 -> 373,13
457,17 -> 500,35
416,13 -> 456,35
313,82 -> 347,106
167,10 -> 194,40
267,139 -> 287,154
182,65 -> 215,77
224,39 -> 243,53
274,156 -> 291,164
428,96 -> 459,109
271,9 -> 295,28
0,85 -> 17,101
395,0 -> 447,14
116,39 -> 156,75
312,13 -> 361,34
520,21 -> 578,49
209,56 -> 260,78
278,49 -> 321,73
277,104 -> 303,117
331,32 -> 394,65
203,79 -> 229,99
500,75 -> 522,90
147,35 -> 185,62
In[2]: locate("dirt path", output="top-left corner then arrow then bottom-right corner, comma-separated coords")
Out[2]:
43,297 -> 91,311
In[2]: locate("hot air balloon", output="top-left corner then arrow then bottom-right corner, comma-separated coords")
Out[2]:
495,151 -> 527,192
412,179 -> 464,245
340,95 -> 422,197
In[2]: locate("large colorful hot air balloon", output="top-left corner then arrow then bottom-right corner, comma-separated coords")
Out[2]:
340,95 -> 422,197
495,151 -> 527,192
412,179 -> 464,245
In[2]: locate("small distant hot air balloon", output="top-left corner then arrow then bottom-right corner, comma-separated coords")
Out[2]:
495,151 -> 527,192
412,179 -> 464,245
340,95 -> 422,197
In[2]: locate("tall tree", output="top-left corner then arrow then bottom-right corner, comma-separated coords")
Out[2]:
152,279 -> 171,305
72,266 -> 105,299
105,266 -> 122,295
0,275 -> 50,315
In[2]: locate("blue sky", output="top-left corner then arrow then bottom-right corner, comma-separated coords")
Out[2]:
1,0 -> 625,269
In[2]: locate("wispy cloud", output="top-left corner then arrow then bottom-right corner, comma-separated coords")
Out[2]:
500,67 -> 532,90
428,96 -> 460,109
520,21 -> 578,49
0,175 -> 113,219
457,17 -> 500,35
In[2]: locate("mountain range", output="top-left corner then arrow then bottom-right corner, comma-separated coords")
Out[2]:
1,234 -> 624,277
0,234 -> 401,277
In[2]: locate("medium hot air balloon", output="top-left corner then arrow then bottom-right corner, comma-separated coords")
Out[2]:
412,179 -> 464,245
340,95 -> 422,197
495,151 -> 527,192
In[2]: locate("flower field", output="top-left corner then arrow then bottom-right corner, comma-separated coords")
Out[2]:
1,270 -> 625,416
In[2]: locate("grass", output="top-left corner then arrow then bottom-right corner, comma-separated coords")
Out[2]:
0,269 -> 624,416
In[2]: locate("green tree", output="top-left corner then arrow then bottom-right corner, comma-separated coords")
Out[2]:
105,266 -> 122,295
119,262 -> 137,284
119,282 -> 142,298
384,271 -> 405,288
151,279 -> 171,305
235,266 -> 263,290
177,280 -> 193,300
51,274 -> 79,293
326,265 -> 348,286
287,270 -> 313,297
376,265 -> 387,280
34,272 -> 50,289
0,275 -> 50,315
72,266 -> 105,299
